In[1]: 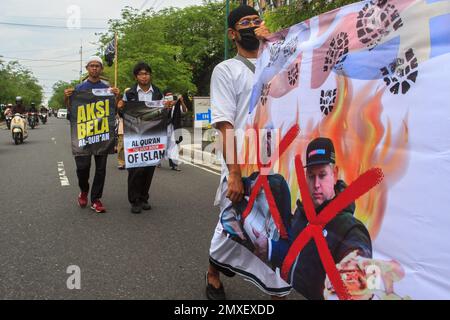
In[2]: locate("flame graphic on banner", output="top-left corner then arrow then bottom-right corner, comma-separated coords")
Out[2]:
308,76 -> 409,239
243,75 -> 409,240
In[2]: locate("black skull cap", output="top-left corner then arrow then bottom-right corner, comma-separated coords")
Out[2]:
228,5 -> 259,29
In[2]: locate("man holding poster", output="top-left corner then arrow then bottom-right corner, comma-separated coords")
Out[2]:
120,62 -> 169,214
205,5 -> 291,300
64,56 -> 120,213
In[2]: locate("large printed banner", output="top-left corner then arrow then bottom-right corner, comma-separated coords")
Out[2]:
70,89 -> 116,156
228,0 -> 450,299
123,101 -> 168,168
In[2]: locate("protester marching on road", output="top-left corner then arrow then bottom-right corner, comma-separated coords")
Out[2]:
119,62 -> 173,214
64,55 -> 121,213
205,5 -> 291,300
164,92 -> 187,171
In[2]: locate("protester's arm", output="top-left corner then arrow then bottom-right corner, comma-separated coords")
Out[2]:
64,87 -> 75,121
64,87 -> 74,108
110,87 -> 121,105
179,96 -> 188,113
163,100 -> 176,109
210,62 -> 243,203
255,21 -> 272,41
215,121 -> 244,203
117,93 -> 127,118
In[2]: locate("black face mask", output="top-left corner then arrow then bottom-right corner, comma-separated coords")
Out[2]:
237,27 -> 260,51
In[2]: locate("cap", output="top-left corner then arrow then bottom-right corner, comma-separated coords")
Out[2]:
228,5 -> 259,29
85,56 -> 103,67
305,137 -> 336,168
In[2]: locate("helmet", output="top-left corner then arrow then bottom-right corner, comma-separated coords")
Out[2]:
16,96 -> 22,102
31,102 -> 35,107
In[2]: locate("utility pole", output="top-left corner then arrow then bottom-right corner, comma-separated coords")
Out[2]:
224,0 -> 230,60
114,32 -> 118,88
79,39 -> 83,84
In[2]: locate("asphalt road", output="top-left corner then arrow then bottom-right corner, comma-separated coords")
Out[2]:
0,117 -> 303,300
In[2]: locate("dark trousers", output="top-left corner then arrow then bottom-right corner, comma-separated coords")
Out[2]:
127,166 -> 156,204
169,158 -> 177,168
75,155 -> 108,203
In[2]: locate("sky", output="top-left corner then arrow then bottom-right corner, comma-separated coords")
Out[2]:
0,0 -> 205,104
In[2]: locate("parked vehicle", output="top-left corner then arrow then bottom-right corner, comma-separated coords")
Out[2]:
57,108 -> 67,119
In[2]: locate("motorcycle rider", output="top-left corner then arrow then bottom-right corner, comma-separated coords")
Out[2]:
4,103 -> 13,116
12,96 -> 26,114
40,105 -> 48,123
40,105 -> 48,114
28,102 -> 39,126
3,103 -> 13,129
10,98 -> 28,143
29,102 -> 37,113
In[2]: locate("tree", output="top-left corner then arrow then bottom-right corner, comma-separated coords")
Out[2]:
264,0 -> 361,31
98,7 -> 196,95
0,60 -> 43,109
97,1 -> 238,96
48,80 -> 79,109
161,1 -> 237,95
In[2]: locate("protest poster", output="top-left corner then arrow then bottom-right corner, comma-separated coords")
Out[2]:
219,0 -> 450,300
123,101 -> 168,168
70,89 -> 116,155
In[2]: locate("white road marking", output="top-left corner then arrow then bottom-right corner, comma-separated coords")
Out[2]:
178,156 -> 221,176
180,144 -> 222,171
178,144 -> 222,176
57,161 -> 70,186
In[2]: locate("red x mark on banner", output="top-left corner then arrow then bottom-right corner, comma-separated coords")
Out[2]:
241,123 -> 384,300
241,124 -> 301,239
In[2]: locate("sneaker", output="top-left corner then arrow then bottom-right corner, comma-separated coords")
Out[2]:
78,192 -> 88,208
91,200 -> 106,213
171,166 -> 181,172
205,272 -> 226,300
142,201 -> 152,211
131,201 -> 142,214
118,165 -> 125,170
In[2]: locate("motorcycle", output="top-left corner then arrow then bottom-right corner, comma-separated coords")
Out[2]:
11,113 -> 28,145
40,112 -> 48,124
28,112 -> 38,129
5,114 -> 12,130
